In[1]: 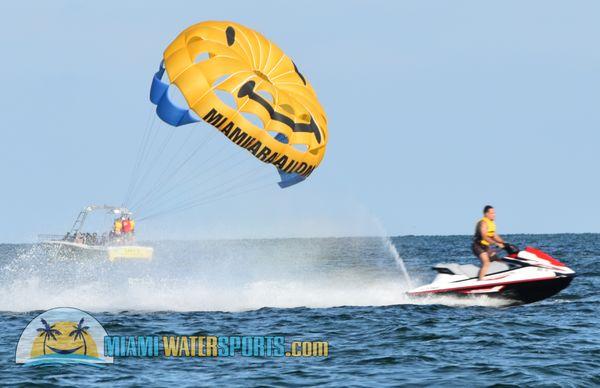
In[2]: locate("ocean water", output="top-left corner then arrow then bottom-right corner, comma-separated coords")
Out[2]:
0,234 -> 597,386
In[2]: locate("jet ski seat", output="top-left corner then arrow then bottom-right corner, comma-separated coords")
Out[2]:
433,261 -> 511,278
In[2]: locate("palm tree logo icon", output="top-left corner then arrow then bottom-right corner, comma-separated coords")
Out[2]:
36,319 -> 61,356
16,307 -> 113,365
69,318 -> 90,355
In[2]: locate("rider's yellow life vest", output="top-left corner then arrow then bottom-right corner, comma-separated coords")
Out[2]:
479,217 -> 496,246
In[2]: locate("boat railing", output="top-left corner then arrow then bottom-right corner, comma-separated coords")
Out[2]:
38,233 -> 134,246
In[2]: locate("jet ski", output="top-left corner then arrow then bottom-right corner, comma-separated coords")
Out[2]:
407,244 -> 575,305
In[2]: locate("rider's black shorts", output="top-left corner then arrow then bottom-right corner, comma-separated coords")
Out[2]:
472,241 -> 491,257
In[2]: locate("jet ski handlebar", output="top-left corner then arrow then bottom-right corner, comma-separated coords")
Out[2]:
503,243 -> 520,255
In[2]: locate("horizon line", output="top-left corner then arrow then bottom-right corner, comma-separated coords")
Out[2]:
3,231 -> 598,245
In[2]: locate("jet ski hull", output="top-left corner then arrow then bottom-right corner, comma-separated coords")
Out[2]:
409,275 -> 574,305
492,275 -> 574,305
407,247 -> 575,305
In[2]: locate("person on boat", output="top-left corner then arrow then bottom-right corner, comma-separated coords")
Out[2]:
472,205 -> 505,281
122,216 -> 132,235
129,217 -> 136,235
113,217 -> 123,235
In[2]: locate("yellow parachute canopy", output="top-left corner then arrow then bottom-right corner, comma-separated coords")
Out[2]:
150,21 -> 328,187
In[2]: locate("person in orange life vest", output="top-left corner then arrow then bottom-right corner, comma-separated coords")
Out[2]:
472,205 -> 505,281
122,216 -> 132,234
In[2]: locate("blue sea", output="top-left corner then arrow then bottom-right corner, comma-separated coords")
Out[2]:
0,234 -> 598,386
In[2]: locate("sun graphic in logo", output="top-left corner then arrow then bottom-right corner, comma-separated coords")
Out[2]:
15,307 -> 112,365
31,318 -> 99,358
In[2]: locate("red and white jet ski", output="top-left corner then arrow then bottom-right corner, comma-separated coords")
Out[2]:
407,245 -> 575,305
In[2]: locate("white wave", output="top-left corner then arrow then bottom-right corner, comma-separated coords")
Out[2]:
0,276 -> 417,312
0,241 -> 420,312
0,240 -> 510,312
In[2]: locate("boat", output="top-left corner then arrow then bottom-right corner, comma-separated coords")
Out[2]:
39,205 -> 153,262
407,245 -> 575,305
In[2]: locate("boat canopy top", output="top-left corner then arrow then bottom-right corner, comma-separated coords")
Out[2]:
70,205 -> 132,234
81,205 -> 131,216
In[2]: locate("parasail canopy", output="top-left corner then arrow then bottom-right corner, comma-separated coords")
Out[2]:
150,21 -> 328,188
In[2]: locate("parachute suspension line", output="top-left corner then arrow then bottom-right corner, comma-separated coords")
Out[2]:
123,107 -> 156,206
134,127 -> 219,207
134,156 -> 268,217
127,127 -> 220,213
125,122 -> 177,208
131,138 -> 252,215
131,77 -> 273,215
138,180 -> 273,222
168,169 -> 273,212
147,124 -> 197,189
126,125 -> 206,212
125,116 -> 164,206
137,173 -> 274,222
128,124 -> 245,213
134,157 -> 272,216
185,175 -> 273,210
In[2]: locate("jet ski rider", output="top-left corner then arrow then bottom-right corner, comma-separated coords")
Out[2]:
473,205 -> 505,281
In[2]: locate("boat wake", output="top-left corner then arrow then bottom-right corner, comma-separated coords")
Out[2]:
0,239 -> 515,312
0,239 -> 411,312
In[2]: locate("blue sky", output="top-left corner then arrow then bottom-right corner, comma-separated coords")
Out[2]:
0,1 -> 598,242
